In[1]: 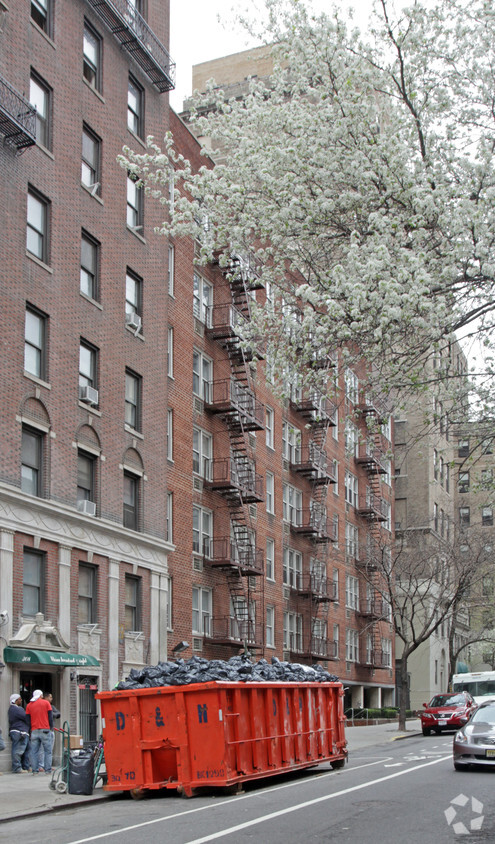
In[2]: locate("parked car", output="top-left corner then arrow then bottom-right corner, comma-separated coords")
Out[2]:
453,701 -> 495,770
421,692 -> 476,735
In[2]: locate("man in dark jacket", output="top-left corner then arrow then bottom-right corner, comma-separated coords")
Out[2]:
8,694 -> 31,773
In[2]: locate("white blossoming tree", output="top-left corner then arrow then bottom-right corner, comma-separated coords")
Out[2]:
119,0 -> 495,407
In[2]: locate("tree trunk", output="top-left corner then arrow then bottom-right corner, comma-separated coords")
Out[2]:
398,656 -> 409,731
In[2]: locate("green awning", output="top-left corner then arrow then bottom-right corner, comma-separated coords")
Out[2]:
3,647 -> 99,667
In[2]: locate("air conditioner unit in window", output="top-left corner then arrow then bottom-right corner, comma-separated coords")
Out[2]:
77,499 -> 96,516
79,385 -> 99,406
125,312 -> 142,332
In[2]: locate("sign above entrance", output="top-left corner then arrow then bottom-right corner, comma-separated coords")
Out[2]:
3,647 -> 99,667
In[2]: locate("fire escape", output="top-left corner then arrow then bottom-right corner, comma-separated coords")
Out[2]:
204,257 -> 265,652
355,394 -> 390,670
288,381 -> 339,663
0,74 -> 36,152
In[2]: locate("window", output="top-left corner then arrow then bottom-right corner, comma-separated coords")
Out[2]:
344,471 -> 358,507
482,468 -> 493,488
434,502 -> 439,531
30,72 -> 51,149
31,0 -> 51,34
168,245 -> 175,296
345,575 -> 359,610
193,273 -> 212,325
192,427 -> 212,479
80,232 -> 99,299
266,606 -> 275,648
79,341 -> 98,392
344,420 -> 358,457
459,506 -> 470,527
458,439 -> 469,458
78,563 -> 97,624
193,349 -> 212,402
166,491 -> 173,543
123,471 -> 140,530
282,483 -> 302,526
81,125 -> 101,194
266,471 -> 274,514
332,460 -> 339,495
125,369 -> 141,431
482,507 -> 493,527
345,521 -> 359,559
332,569 -> 339,602
192,586 -> 212,636
265,406 -> 274,449
26,188 -> 49,263
83,23 -> 101,91
383,500 -> 391,531
168,327 -> 174,377
283,612 -> 302,652
127,174 -> 143,229
344,368 -> 359,404
167,409 -> 173,461
433,449 -> 438,481
192,505 -> 212,557
382,639 -> 392,668
21,427 -> 43,496
23,549 -> 44,616
283,547 -> 302,589
77,451 -> 95,505
166,575 -> 172,630
346,628 -> 359,662
127,75 -> 144,137
24,306 -> 46,379
282,422 -> 301,464
266,538 -> 275,581
458,471 -> 470,493
124,574 -> 141,631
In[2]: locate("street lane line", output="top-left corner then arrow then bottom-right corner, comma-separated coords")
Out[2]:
63,756 -> 447,844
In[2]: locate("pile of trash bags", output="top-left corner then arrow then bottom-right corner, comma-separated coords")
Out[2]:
116,655 -> 339,690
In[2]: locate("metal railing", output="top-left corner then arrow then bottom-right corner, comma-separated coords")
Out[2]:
0,75 -> 36,150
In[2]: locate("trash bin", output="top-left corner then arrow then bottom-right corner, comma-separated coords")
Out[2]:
97,680 -> 347,797
68,749 -> 94,795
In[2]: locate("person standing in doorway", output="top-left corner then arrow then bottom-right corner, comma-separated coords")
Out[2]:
8,694 -> 30,773
26,690 -> 53,774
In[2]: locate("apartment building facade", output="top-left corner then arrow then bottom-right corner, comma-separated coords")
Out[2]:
0,8 -> 395,767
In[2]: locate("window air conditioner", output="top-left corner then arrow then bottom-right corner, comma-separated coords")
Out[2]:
79,385 -> 99,405
125,312 -> 142,332
77,499 -> 96,516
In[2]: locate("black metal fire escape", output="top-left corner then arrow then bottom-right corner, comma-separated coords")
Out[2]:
204,256 -> 265,652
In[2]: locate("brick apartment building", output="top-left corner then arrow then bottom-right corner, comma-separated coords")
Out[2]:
0,1 -> 395,764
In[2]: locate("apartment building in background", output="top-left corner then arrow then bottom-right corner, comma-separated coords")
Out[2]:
0,7 -> 395,767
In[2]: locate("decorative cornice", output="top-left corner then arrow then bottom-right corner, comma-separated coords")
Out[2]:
0,484 -> 172,571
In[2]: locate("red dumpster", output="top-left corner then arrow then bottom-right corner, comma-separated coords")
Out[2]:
96,680 -> 347,797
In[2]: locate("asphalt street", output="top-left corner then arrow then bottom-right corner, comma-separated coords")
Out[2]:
2,730 -> 495,843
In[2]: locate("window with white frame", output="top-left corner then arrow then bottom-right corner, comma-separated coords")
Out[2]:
127,174 -> 143,229
283,547 -> 302,589
25,306 -> 47,380
344,419 -> 358,457
332,513 -> 339,544
345,574 -> 359,610
333,624 -> 339,658
382,638 -> 392,667
193,349 -> 212,402
382,458 -> 392,486
381,415 -> 392,441
266,605 -> 275,647
265,406 -> 274,449
193,273 -> 213,325
192,427 -> 212,479
345,521 -> 359,559
283,611 -> 303,652
83,22 -> 101,91
333,568 -> 339,602
126,269 -> 142,322
282,422 -> 301,464
30,72 -> 51,149
192,505 -> 212,557
27,187 -> 50,264
344,368 -> 359,404
167,409 -> 173,461
266,471 -> 275,514
192,586 -> 212,636
282,483 -> 302,525
332,460 -> 339,494
331,406 -> 338,439
344,471 -> 358,507
168,327 -> 174,377
383,500 -> 391,531
345,628 -> 359,662
127,75 -> 144,138
166,491 -> 173,543
168,244 -> 174,296
366,633 -> 373,664
266,538 -> 275,581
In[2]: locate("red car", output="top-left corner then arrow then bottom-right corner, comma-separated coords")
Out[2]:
421,692 -> 476,735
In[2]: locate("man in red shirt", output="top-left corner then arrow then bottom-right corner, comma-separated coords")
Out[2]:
26,689 -> 53,774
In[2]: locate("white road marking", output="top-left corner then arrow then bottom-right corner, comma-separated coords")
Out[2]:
63,755 -> 450,844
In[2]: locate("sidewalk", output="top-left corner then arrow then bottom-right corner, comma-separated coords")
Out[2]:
0,719 -> 422,824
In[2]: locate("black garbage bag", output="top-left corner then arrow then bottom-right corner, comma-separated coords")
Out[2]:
68,749 -> 94,795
